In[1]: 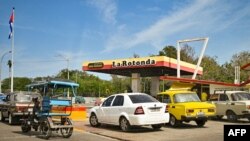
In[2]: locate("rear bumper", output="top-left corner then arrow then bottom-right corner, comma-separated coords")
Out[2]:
181,115 -> 208,121
129,113 -> 169,126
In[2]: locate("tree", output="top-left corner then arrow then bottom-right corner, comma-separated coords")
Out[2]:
197,55 -> 222,81
2,77 -> 31,92
226,51 -> 250,83
159,46 -> 177,58
158,45 -> 196,63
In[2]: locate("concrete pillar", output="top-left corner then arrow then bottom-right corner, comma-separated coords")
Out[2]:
150,76 -> 160,96
131,73 -> 141,92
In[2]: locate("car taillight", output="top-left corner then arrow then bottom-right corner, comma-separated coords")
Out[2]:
165,105 -> 169,113
186,109 -> 194,113
134,106 -> 144,115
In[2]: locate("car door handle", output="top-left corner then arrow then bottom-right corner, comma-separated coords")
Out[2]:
172,106 -> 175,108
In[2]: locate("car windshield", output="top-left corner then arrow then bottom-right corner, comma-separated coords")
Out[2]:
129,94 -> 158,103
174,93 -> 201,103
232,93 -> 250,101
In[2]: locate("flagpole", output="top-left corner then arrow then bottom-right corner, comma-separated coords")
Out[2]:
10,7 -> 15,93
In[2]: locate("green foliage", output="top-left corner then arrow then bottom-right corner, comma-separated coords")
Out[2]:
2,77 -> 31,92
198,55 -> 222,81
158,45 -> 196,63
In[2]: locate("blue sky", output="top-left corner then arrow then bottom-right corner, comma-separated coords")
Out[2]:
0,0 -> 250,80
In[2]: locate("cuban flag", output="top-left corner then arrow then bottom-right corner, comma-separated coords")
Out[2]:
8,8 -> 14,39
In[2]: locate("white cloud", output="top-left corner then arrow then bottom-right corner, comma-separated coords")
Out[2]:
88,0 -> 117,25
103,0 -> 250,52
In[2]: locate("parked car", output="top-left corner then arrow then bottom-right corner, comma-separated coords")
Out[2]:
209,90 -> 250,122
89,93 -> 169,131
0,93 -> 6,101
0,91 -> 42,125
94,97 -> 106,106
157,82 -> 216,127
75,96 -> 85,104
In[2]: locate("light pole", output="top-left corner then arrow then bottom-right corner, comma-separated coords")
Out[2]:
0,51 -> 11,93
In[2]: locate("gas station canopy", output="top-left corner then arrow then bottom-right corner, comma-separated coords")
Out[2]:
82,56 -> 203,77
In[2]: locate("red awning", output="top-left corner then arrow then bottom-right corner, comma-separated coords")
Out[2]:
160,76 -> 250,87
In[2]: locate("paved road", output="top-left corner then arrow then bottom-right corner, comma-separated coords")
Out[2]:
74,118 -> 250,141
0,117 -> 249,141
0,121 -> 118,141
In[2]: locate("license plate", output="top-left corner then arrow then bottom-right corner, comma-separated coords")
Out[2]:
151,108 -> 160,112
28,108 -> 33,112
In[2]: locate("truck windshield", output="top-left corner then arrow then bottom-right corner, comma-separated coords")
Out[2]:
14,94 -> 32,102
232,93 -> 250,101
174,93 -> 201,103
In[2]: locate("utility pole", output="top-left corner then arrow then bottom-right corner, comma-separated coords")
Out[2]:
8,60 -> 12,90
0,51 -> 11,93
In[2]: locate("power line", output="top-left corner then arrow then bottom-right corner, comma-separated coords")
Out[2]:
14,59 -> 66,64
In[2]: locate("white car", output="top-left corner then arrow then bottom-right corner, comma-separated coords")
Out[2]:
89,93 -> 169,131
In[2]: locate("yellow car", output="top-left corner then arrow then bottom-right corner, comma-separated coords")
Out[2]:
157,82 -> 216,127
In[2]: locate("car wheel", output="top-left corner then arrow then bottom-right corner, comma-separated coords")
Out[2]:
119,117 -> 131,132
89,113 -> 101,127
0,111 -> 5,121
195,120 -> 206,127
151,124 -> 163,130
169,115 -> 180,127
226,110 -> 238,122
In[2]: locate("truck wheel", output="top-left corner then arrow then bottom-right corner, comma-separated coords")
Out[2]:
226,110 -> 237,122
0,111 -> 5,121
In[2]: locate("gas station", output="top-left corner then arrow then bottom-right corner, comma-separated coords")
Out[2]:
82,55 -> 203,95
